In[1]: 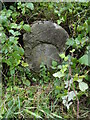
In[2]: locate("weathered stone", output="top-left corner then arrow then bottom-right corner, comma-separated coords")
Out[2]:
23,21 -> 69,71
0,2 -> 2,11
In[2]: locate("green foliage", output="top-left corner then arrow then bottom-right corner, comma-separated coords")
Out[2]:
40,63 -> 50,84
52,2 -> 89,113
0,2 -> 33,77
0,2 -> 89,119
78,81 -> 88,92
23,24 -> 31,32
53,52 -> 89,109
79,54 -> 89,66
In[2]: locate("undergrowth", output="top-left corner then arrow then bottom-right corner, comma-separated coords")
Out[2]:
0,2 -> 90,119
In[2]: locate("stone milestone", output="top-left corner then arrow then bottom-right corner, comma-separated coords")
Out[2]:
23,21 -> 69,71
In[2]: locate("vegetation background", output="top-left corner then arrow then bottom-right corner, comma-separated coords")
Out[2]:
0,1 -> 90,119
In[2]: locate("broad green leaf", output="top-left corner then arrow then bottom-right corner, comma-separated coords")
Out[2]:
79,54 -> 89,66
0,16 -> 7,24
12,51 -> 21,60
9,30 -> 21,36
77,25 -> 84,32
23,24 -> 31,32
10,23 -> 17,29
64,56 -> 68,61
18,47 -> 24,56
79,82 -> 88,91
9,30 -> 15,35
52,60 -> 57,67
53,71 -> 64,78
57,20 -> 61,25
0,27 -> 4,31
0,33 -> 6,43
6,10 -> 12,17
21,61 -> 29,67
66,38 -> 74,46
10,69 -> 15,75
59,53 -> 65,59
26,3 -> 34,10
23,80 -> 30,86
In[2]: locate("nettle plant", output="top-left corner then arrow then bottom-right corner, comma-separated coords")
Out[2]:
0,2 -> 34,80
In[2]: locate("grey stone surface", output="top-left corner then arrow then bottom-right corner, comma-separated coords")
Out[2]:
0,2 -> 2,11
23,21 -> 69,71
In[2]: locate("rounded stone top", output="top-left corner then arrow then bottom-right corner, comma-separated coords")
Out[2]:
23,21 -> 69,71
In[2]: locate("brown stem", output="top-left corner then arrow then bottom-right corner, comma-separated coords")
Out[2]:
68,59 -> 79,119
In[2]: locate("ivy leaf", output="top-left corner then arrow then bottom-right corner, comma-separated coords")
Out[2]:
53,71 -> 64,78
23,24 -> 31,32
52,61 -> 57,67
0,16 -> 7,24
79,54 -> 89,66
79,82 -> 88,91
66,38 -> 75,46
10,23 -> 17,29
26,3 -> 34,10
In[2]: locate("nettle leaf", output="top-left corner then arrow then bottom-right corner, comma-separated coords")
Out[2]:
26,3 -> 34,10
79,82 -> 88,91
53,71 -> 64,78
79,54 -> 89,66
23,24 -> 31,32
